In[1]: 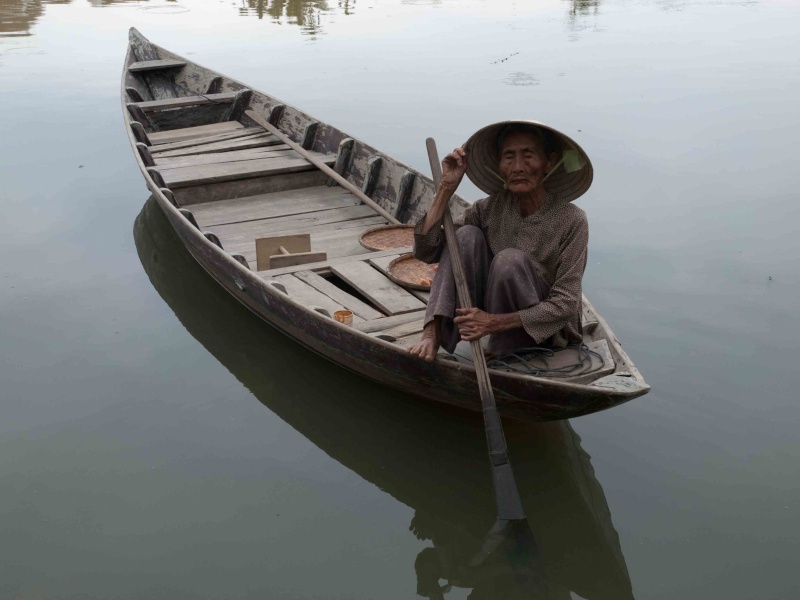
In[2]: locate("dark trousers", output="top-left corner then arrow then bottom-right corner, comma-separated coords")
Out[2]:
424,225 -> 550,356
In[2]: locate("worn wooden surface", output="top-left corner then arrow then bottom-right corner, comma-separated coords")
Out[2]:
353,310 -> 426,333
301,121 -> 319,150
161,152 -> 335,189
227,219 -> 386,264
294,270 -> 384,320
256,233 -> 315,270
153,133 -> 280,158
136,143 -> 155,167
224,88 -> 252,122
259,246 -> 412,277
173,171 -> 329,206
206,209 -> 383,247
149,121 -> 244,145
128,59 -> 187,72
134,92 -> 238,112
149,127 -> 265,153
268,104 -> 285,126
130,121 -> 151,146
244,110 -> 401,226
205,76 -> 223,94
361,156 -> 383,198
330,261 -> 425,316
272,275 -> 364,324
126,86 -> 144,102
127,103 -> 156,132
149,104 -> 230,134
162,105 -> 235,131
154,145 -> 292,168
329,137 -> 354,184
146,167 -> 167,189
190,186 -> 363,226
128,29 -> 178,99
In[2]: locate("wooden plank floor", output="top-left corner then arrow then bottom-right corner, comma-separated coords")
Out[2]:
150,112 -> 429,328
161,152 -> 335,189
149,121 -> 245,145
330,262 -> 425,316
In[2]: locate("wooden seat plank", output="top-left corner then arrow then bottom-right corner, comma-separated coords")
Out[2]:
330,261 -> 426,316
134,92 -> 238,112
272,275 -> 364,324
203,205 -> 378,241
294,270 -> 384,320
148,121 -> 245,145
353,310 -> 427,333
149,127 -> 265,153
379,319 -> 426,340
128,59 -> 187,72
222,220 -> 387,262
154,145 -> 292,168
152,133 -> 280,158
160,152 -> 336,189
188,186 -> 360,227
393,331 -> 425,348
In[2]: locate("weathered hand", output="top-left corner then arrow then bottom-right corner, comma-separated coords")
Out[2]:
454,307 -> 495,341
441,146 -> 468,189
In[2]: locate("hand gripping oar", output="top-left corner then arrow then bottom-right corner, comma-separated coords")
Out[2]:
425,138 -> 526,523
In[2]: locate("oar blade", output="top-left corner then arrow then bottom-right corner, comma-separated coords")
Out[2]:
492,462 -> 526,521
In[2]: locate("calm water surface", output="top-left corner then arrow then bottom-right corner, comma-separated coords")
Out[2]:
1,0 -> 798,598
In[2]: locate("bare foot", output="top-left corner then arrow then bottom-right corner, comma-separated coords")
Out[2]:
408,320 -> 440,362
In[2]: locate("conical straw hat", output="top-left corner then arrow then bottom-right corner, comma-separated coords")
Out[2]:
463,120 -> 593,202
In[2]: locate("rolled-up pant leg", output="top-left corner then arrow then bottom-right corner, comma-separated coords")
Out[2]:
424,225 -> 491,353
484,248 -> 551,356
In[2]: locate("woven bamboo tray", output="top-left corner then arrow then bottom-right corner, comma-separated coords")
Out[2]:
386,253 -> 438,291
359,225 -> 415,251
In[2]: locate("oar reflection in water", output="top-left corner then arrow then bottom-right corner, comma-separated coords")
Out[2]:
134,196 -> 635,599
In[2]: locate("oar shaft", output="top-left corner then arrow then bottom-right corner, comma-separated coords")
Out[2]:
425,138 -> 525,521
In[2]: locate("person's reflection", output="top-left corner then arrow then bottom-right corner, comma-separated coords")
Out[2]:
134,196 -> 634,600
408,421 -> 634,599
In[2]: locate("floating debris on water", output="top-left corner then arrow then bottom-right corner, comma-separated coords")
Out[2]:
491,51 -> 519,65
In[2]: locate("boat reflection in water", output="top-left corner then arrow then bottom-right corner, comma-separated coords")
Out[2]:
134,196 -> 635,600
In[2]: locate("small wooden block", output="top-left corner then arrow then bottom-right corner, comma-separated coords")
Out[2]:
269,251 -> 328,270
256,233 -> 326,271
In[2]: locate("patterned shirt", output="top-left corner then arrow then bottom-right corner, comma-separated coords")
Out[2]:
413,192 -> 588,348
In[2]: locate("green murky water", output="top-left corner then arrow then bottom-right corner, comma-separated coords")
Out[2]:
1,1 -> 798,598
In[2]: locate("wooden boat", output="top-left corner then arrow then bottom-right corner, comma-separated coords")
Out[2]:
122,28 -> 649,421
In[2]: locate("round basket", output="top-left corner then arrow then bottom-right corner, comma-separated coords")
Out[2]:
359,225 -> 415,251
386,253 -> 438,291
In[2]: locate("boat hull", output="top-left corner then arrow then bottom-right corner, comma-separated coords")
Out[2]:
124,28 -> 650,421
158,194 -> 646,421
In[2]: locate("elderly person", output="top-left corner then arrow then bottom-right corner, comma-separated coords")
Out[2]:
408,121 -> 592,362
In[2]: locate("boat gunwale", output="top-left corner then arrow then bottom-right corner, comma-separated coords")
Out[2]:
121,28 -> 650,418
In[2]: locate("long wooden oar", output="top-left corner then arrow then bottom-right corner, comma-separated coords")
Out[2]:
425,138 -> 526,523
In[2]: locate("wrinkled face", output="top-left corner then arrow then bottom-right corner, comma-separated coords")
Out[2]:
498,131 -> 557,196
